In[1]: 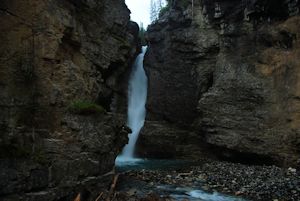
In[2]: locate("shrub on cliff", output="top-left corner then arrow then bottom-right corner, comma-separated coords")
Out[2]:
68,100 -> 106,115
159,4 -> 170,17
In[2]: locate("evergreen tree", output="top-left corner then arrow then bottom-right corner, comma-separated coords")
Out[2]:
150,0 -> 168,23
157,0 -> 163,9
150,0 -> 158,22
139,22 -> 146,45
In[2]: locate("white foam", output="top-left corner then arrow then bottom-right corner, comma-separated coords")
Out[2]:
188,190 -> 244,201
115,156 -> 144,166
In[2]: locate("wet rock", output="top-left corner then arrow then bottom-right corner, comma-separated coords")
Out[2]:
136,121 -> 211,159
0,0 -> 139,200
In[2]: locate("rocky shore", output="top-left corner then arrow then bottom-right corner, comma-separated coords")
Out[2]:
115,160 -> 300,201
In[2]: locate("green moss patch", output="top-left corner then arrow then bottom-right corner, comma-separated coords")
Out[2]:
68,100 -> 106,115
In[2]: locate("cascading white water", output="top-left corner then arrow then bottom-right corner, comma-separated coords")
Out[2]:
117,46 -> 148,160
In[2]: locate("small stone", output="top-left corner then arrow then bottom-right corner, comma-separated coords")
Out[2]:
235,191 -> 243,196
288,167 -> 297,174
202,185 -> 209,191
127,188 -> 137,196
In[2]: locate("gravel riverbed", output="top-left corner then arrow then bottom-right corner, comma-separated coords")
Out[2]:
114,160 -> 300,201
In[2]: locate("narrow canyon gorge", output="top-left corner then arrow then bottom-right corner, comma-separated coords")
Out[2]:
0,0 -> 299,201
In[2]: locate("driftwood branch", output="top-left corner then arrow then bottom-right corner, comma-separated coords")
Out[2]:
95,192 -> 104,201
112,192 -> 117,201
74,193 -> 81,201
105,174 -> 120,201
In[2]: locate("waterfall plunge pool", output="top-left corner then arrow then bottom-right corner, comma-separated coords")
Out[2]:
115,158 -> 199,172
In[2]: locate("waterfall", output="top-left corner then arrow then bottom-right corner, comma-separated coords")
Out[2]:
118,46 -> 148,160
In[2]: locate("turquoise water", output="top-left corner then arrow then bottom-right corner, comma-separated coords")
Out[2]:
159,186 -> 246,201
115,158 -> 198,172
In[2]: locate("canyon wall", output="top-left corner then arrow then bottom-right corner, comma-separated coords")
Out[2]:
140,0 -> 300,167
0,0 -> 139,200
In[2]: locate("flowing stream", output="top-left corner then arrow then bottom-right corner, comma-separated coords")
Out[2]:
116,159 -> 246,201
117,46 -> 148,161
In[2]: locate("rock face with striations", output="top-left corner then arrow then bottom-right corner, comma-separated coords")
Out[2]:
0,0 -> 139,200
141,0 -> 300,166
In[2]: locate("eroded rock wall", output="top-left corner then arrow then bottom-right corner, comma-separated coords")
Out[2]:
0,0 -> 139,200
142,0 -> 300,166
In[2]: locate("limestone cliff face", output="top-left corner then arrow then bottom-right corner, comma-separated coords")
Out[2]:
0,0 -> 139,200
142,0 -> 300,166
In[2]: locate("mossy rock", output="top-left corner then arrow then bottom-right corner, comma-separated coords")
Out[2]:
68,100 -> 106,115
